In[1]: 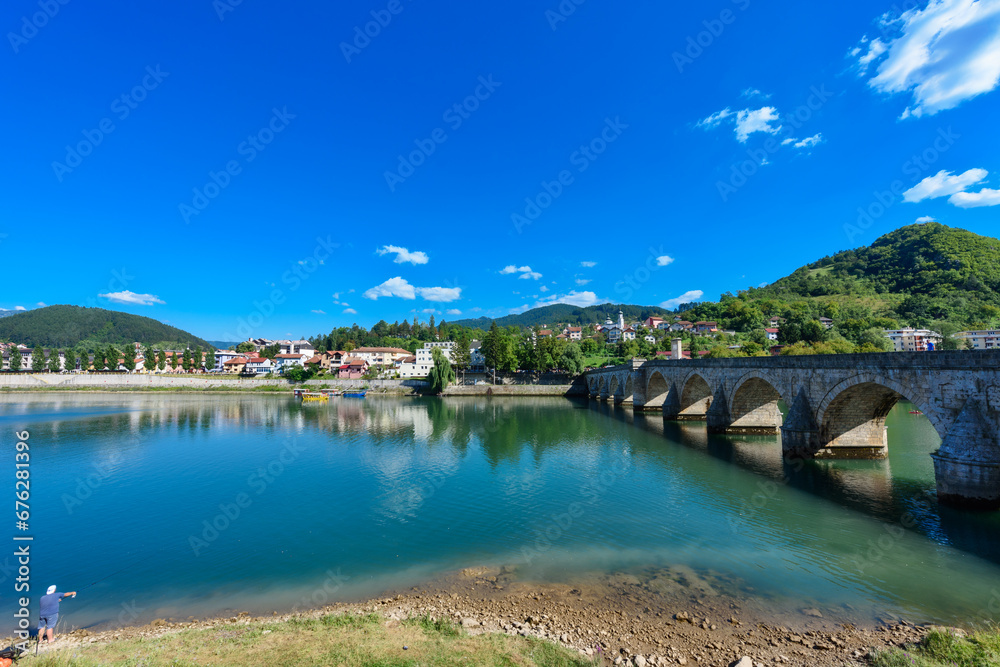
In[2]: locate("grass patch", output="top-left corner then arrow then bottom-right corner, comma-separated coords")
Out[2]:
870,628 -> 1000,666
23,612 -> 591,667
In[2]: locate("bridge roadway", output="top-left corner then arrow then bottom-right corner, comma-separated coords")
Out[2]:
584,351 -> 1000,509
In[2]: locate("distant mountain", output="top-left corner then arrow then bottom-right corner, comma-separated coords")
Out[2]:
207,340 -> 240,350
0,305 -> 213,350
450,303 -> 676,330
0,309 -> 21,319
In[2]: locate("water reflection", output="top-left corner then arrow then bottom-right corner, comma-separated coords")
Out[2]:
3,393 -> 1000,629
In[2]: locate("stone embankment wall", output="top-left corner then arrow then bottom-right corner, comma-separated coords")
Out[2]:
0,374 -> 427,391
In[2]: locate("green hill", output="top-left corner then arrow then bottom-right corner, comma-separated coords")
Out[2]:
0,305 -> 213,350
451,303 -> 675,330
679,222 -> 1000,335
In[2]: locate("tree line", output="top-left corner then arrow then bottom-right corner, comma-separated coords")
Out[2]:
6,345 -> 217,372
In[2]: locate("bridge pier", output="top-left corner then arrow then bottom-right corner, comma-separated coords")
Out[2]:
932,399 -> 1000,509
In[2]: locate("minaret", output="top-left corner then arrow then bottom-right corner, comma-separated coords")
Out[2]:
618,309 -> 624,330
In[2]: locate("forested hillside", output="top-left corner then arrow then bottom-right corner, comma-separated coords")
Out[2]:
0,305 -> 212,350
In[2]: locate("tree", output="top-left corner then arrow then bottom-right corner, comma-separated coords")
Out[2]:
205,348 -> 216,370
78,349 -> 89,371
122,346 -> 136,372
9,346 -> 22,371
558,342 -> 585,375
235,341 -> 256,353
450,337 -> 470,371
64,348 -> 76,372
170,351 -> 179,370
32,345 -> 45,372
143,347 -> 156,372
106,345 -> 120,370
194,346 -> 203,371
581,338 -> 599,355
856,328 -> 893,352
157,350 -> 166,372
48,349 -> 62,372
427,347 -> 455,393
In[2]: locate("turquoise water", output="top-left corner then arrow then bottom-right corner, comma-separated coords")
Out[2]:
2,394 -> 999,631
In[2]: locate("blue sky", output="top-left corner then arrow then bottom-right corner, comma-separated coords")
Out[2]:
3,0 -> 999,340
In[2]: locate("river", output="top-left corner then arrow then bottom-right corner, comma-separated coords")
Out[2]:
2,393 -> 998,631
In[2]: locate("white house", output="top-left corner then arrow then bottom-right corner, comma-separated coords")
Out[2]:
275,353 -> 309,373
644,335 -> 656,343
277,340 -> 316,356
764,328 -> 779,341
244,356 -> 275,375
469,340 -> 486,372
416,342 -> 454,367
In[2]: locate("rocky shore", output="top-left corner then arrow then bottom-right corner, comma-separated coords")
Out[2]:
30,564 -> 941,666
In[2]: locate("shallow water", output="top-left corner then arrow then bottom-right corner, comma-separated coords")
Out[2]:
2,393 -> 997,631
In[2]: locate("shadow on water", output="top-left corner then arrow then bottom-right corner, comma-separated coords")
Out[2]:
591,398 -> 1000,567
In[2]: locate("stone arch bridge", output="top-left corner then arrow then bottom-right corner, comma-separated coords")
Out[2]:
584,352 -> 1000,509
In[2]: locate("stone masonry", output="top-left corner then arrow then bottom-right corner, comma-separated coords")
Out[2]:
585,350 -> 1000,509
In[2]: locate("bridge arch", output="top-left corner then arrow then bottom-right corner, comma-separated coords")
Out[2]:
609,375 -> 620,398
816,373 -> 942,457
678,373 -> 712,419
645,370 -> 670,407
728,371 -> 784,433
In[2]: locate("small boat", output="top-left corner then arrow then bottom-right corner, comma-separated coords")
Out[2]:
343,390 -> 367,398
909,410 -> 923,415
301,392 -> 329,402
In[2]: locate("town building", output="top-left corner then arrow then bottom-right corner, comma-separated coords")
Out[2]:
275,353 -> 309,373
764,328 -> 779,341
954,330 -> 999,350
351,347 -> 411,367
566,327 -> 582,340
243,356 -> 275,375
884,328 -> 943,352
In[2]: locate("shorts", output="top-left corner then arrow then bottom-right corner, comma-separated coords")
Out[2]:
38,614 -> 57,630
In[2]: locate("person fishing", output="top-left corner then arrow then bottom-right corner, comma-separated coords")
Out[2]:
37,585 -> 76,644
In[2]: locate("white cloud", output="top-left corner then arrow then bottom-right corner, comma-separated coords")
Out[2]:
416,286 -> 462,302
781,137 -> 796,145
794,133 -> 824,149
734,107 -> 782,142
539,285 -> 549,292
377,245 -> 429,265
421,308 -> 437,314
332,292 -> 340,299
696,107 -> 734,129
950,187 -> 1000,208
14,306 -> 26,311
903,168 -> 988,202
311,309 -> 326,315
575,278 -> 591,286
655,255 -> 675,267
853,0 -> 1000,117
343,308 -> 357,315
363,277 -> 416,300
660,290 -> 704,310
446,309 -> 462,316
534,290 -> 606,308
362,278 -> 461,302
98,290 -> 165,306
580,261 -> 597,268
915,215 -> 937,223
741,88 -> 771,99
699,105 -> 783,142
36,302 -> 46,307
500,265 -> 542,280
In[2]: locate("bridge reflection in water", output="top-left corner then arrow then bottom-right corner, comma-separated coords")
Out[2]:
586,395 -> 1000,567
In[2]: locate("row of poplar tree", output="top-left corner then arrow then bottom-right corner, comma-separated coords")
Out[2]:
9,346 -> 216,372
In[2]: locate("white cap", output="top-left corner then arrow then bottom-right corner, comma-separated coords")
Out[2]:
47,585 -> 57,595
